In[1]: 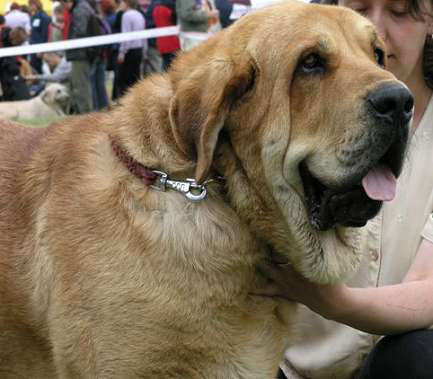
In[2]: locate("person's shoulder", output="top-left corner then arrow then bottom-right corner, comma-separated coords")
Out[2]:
129,8 -> 145,20
74,0 -> 94,16
41,11 -> 51,21
76,0 -> 92,11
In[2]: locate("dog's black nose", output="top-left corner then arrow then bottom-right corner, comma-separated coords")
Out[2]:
368,84 -> 413,125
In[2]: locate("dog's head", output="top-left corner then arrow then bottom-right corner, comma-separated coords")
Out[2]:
166,1 -> 412,283
41,83 -> 70,110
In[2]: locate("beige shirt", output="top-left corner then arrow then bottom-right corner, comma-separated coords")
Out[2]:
282,94 -> 433,379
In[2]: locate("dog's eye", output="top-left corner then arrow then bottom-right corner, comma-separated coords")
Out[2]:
374,48 -> 385,68
298,53 -> 325,75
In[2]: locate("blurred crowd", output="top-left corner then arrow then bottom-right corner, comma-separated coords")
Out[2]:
0,0 -> 239,114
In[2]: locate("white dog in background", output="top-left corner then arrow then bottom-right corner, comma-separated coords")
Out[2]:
0,83 -> 70,121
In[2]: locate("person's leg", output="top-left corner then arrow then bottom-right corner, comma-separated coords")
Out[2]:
96,61 -> 109,109
357,330 -> 433,379
119,49 -> 143,96
125,48 -> 143,89
111,49 -> 120,101
91,59 -> 109,110
70,60 -> 93,114
161,52 -> 176,71
145,46 -> 163,74
117,59 -> 128,98
90,60 -> 98,110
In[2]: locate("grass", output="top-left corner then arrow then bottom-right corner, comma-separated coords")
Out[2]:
17,116 -> 66,128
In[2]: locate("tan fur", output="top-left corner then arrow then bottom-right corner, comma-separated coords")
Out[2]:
0,2 -> 403,378
0,83 -> 69,120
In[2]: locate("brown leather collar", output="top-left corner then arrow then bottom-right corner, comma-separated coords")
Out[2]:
111,140 -> 157,186
111,140 -> 224,201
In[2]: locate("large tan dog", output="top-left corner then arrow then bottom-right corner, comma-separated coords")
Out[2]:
0,1 -> 413,378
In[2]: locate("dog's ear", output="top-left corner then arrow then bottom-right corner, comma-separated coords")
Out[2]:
169,57 -> 256,183
40,87 -> 52,104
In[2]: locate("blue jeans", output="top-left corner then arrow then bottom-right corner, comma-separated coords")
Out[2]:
356,330 -> 433,378
277,330 -> 433,379
91,59 -> 109,110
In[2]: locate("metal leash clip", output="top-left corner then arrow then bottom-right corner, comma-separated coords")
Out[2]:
150,170 -> 222,202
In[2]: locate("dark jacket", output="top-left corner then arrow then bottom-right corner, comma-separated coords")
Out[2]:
145,0 -> 159,48
0,26 -> 30,101
30,10 -> 51,44
65,0 -> 96,61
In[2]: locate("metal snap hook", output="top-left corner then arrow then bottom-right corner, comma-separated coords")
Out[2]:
184,178 -> 208,201
185,186 -> 207,201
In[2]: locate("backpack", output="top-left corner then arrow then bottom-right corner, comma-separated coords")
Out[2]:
86,13 -> 111,62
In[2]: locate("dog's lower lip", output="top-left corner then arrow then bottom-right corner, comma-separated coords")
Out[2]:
299,162 -> 384,230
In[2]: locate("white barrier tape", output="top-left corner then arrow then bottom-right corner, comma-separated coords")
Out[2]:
180,31 -> 211,42
0,26 -> 180,58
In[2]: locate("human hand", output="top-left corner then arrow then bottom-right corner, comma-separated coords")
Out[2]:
257,260 -> 348,319
117,54 -> 125,65
25,75 -> 38,81
207,9 -> 219,19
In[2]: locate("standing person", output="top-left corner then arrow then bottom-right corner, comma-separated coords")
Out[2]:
111,1 -> 124,100
152,0 -> 180,70
275,2 -> 433,379
62,0 -> 72,39
90,2 -> 110,110
28,0 -> 51,74
0,26 -> 31,101
64,0 -> 95,114
100,0 -> 118,72
0,15 -> 7,34
143,0 -> 163,74
50,3 -> 65,42
176,0 -> 219,51
117,0 -> 145,97
5,2 -> 31,34
214,0 -> 232,28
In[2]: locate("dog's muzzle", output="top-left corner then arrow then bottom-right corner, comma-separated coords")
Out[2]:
301,83 -> 413,231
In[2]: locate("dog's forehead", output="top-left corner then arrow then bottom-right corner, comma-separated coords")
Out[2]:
245,3 -> 378,54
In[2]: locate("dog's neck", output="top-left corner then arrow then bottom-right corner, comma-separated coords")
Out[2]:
111,140 -> 224,201
111,140 -> 158,186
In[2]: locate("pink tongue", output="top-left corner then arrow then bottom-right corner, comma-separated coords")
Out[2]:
361,165 -> 396,201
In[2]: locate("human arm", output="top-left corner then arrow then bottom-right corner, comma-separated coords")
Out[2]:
25,14 -> 32,34
118,10 -> 131,63
333,238 -> 433,334
263,237 -> 433,335
36,60 -> 71,83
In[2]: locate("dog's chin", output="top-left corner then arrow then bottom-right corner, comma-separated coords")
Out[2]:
56,98 -> 70,112
299,162 -> 382,231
